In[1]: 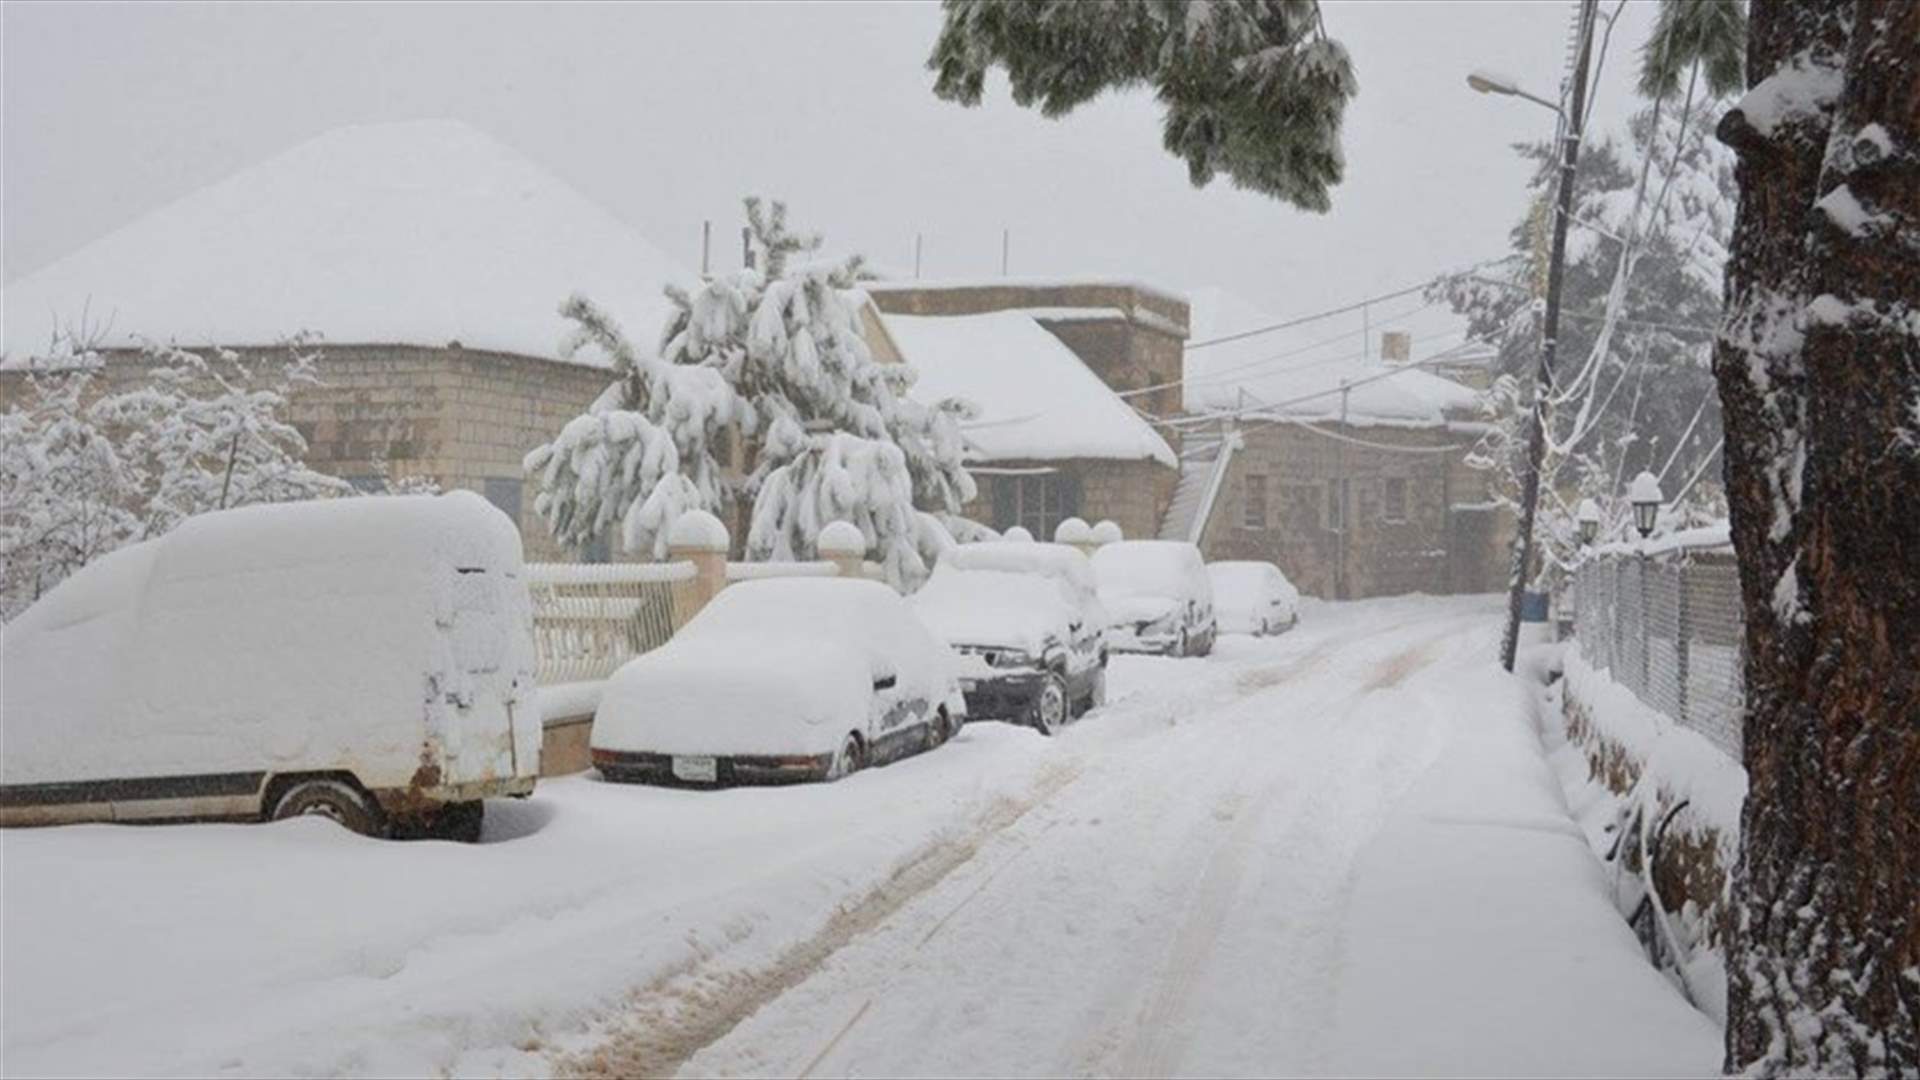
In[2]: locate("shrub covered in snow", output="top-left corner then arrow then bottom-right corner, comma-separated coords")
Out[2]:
524,199 -> 975,587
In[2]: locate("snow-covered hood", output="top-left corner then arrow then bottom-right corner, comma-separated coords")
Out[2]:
1102,593 -> 1179,627
593,636 -> 868,757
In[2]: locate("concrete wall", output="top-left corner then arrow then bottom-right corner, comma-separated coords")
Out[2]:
1198,421 -> 1510,599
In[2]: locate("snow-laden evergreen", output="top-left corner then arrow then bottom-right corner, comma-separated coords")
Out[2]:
0,337 -> 349,617
524,199 -> 974,585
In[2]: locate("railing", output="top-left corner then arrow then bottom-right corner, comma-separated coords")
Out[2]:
1570,541 -> 1744,758
525,561 -> 698,683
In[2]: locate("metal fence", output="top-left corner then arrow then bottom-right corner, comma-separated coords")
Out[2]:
1570,548 -> 1745,759
525,561 -> 698,684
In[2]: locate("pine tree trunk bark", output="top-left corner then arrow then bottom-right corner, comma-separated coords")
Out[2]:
1715,0 -> 1920,1073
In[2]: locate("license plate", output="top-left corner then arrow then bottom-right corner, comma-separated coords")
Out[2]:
671,755 -> 718,783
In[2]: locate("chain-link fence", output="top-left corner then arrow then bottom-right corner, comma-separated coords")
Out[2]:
1570,548 -> 1745,759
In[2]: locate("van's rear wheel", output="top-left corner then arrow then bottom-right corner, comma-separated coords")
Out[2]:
271,779 -> 385,837
826,733 -> 866,781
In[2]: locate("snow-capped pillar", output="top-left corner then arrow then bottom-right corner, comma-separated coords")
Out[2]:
1053,517 -> 1096,559
1089,520 -> 1123,548
817,520 -> 868,581
666,510 -> 730,627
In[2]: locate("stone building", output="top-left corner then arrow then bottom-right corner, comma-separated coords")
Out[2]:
867,280 -> 1187,541
1,119 -> 689,562
1162,348 -> 1510,599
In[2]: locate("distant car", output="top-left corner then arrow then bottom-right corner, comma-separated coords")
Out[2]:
0,493 -> 540,842
911,541 -> 1108,735
1092,540 -> 1217,656
1208,561 -> 1300,636
592,577 -> 965,785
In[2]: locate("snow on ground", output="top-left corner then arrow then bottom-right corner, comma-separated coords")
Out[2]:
1,596 -> 1718,1077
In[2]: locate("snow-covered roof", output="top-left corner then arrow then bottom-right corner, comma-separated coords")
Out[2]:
1184,285 -> 1482,427
882,311 -> 1177,468
2,119 -> 693,365
865,276 -> 1188,310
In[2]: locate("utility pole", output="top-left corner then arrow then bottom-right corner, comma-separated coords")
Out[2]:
1499,0 -> 1598,672
1336,380 -> 1351,599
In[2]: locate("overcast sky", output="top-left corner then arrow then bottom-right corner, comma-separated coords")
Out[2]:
4,1 -> 1661,352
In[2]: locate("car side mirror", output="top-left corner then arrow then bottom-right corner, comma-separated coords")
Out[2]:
873,674 -> 897,691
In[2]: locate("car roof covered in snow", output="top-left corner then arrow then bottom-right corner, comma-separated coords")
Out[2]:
881,311 -> 1177,467
1092,539 -> 1212,602
2,119 -> 692,366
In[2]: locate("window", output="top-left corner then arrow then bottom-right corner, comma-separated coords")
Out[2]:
990,472 -> 1081,539
483,477 -> 523,527
1326,480 -> 1346,531
1242,473 -> 1268,529
1383,477 -> 1408,522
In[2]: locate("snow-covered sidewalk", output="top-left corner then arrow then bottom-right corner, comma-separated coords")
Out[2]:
0,596 -> 1719,1077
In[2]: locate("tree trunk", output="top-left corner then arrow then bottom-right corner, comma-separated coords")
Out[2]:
1715,0 -> 1920,1073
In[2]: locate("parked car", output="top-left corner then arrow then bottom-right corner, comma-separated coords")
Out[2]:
591,577 -> 965,785
1092,540 -> 1217,656
911,541 -> 1108,735
1208,560 -> 1301,636
0,493 -> 540,841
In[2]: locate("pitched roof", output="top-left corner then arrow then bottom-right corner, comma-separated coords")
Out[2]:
881,311 -> 1177,468
3,119 -> 691,365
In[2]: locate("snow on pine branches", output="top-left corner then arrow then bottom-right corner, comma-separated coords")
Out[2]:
524,198 -> 975,585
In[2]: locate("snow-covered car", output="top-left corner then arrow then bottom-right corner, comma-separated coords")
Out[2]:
911,541 -> 1108,735
1208,560 -> 1300,636
0,493 -> 540,841
591,577 -> 965,785
1092,540 -> 1217,656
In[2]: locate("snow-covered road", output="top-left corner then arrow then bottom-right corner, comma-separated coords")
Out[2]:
0,596 -> 1719,1078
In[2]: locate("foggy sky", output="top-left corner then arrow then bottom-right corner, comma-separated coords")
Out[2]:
3,1 -> 1662,347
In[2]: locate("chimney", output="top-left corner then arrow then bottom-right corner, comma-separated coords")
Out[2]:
1381,331 -> 1412,364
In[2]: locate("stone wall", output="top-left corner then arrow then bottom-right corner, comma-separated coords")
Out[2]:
1,344 -> 612,562
965,457 -> 1176,543
1198,421 -> 1509,599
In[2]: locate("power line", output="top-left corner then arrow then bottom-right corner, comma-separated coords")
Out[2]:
1183,280 -> 1432,351
1118,297 -> 1439,400
1152,334 -> 1495,430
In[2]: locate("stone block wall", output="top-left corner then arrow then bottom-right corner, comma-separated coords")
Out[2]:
963,457 -> 1176,544
1199,421 -> 1505,599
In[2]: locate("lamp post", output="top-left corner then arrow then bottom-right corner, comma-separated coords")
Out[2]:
1484,0 -> 1600,674
1629,470 -> 1663,540
1577,497 -> 1602,546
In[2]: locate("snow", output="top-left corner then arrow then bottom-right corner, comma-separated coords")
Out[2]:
2,492 -> 537,791
911,565 -> 1077,657
1052,516 -> 1092,544
2,596 -> 1719,1077
1092,539 -> 1213,608
537,681 -> 605,726
1090,519 -> 1124,544
1,119 -> 693,365
1208,559 -> 1299,633
1001,525 -> 1036,543
1734,53 -> 1846,139
664,507 -> 730,552
1629,469 -> 1665,504
591,578 -> 956,758
814,520 -> 866,557
1183,286 -> 1482,423
941,539 -> 1104,622
880,311 -> 1179,467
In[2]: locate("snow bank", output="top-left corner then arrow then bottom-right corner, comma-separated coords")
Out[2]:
881,311 -> 1178,467
1329,661 -> 1723,1076
2,119 -> 692,365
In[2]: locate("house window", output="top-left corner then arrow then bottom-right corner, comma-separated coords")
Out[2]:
483,477 -> 523,527
1285,485 -> 1320,531
1383,477 -> 1408,522
990,472 -> 1081,539
1326,480 -> 1346,531
1242,473 -> 1268,529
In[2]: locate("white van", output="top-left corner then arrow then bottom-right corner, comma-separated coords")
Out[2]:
0,492 -> 539,840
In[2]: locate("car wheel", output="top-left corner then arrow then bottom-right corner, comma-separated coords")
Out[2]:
271,778 -> 385,837
1194,626 -> 1216,657
1033,673 -> 1069,735
1174,629 -> 1190,658
826,732 -> 866,781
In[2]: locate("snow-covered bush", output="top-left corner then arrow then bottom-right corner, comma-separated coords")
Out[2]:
525,198 -> 975,586
1,337 -> 348,618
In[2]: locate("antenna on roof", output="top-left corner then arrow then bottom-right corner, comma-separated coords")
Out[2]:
914,233 -> 923,280
742,225 -> 754,270
1001,228 -> 1009,277
701,221 -> 711,278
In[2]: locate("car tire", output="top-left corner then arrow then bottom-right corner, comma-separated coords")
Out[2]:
1032,672 -> 1069,736
826,732 -> 866,781
271,778 -> 385,838
1174,629 -> 1190,658
930,706 -> 956,747
1193,626 -> 1216,657
1086,667 -> 1107,712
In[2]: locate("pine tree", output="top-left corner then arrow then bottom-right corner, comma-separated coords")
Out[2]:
524,198 -> 975,585
928,0 -> 1357,212
1697,0 -> 1919,1071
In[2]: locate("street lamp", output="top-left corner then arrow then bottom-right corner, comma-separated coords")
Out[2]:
1465,69 -> 1565,116
1576,498 -> 1602,545
1629,471 -> 1663,539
